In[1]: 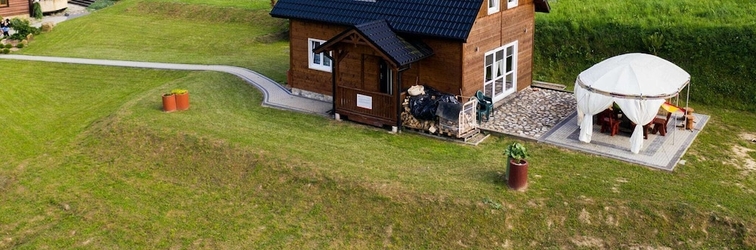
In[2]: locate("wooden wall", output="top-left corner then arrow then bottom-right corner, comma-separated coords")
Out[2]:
0,0 -> 30,18
400,39 -> 463,95
288,20 -> 346,95
289,0 -> 537,102
336,44 -> 383,92
460,0 -> 535,99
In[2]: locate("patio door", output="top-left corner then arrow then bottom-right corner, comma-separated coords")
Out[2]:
484,41 -> 517,102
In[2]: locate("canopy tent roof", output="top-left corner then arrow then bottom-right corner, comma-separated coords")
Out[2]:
575,53 -> 691,154
577,53 -> 690,99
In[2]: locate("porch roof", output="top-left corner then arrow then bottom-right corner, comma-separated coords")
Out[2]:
314,20 -> 434,67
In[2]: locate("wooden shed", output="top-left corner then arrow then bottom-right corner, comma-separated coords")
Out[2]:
271,0 -> 550,128
0,0 -> 31,19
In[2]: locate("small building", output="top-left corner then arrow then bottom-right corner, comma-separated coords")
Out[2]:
0,0 -> 31,19
271,0 -> 550,127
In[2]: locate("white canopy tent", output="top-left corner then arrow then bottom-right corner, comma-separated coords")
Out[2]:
574,53 -> 690,154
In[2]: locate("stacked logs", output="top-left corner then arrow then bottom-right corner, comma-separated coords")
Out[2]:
401,96 -> 438,133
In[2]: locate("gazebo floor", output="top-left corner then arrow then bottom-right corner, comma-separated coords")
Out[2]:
538,112 -> 709,171
478,86 -> 708,171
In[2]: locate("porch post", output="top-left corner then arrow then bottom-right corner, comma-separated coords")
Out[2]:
396,67 -> 408,129
331,50 -> 339,116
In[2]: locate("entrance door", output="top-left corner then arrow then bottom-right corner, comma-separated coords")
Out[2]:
379,58 -> 393,95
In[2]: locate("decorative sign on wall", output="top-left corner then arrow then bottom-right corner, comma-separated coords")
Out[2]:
356,94 -> 373,110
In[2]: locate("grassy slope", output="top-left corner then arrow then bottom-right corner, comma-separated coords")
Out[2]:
2,62 -> 754,248
1,0 -> 755,248
19,0 -> 289,82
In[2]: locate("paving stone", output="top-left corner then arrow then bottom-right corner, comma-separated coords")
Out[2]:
479,87 -> 577,139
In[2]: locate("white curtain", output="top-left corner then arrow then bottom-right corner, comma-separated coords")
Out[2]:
614,98 -> 665,154
574,83 -> 614,143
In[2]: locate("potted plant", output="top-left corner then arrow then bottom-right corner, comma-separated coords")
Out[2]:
503,142 -> 529,191
162,92 -> 176,112
172,89 -> 190,111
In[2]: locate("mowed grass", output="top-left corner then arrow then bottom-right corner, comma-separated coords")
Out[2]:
1,61 -> 755,248
19,0 -> 289,82
2,0 -> 756,248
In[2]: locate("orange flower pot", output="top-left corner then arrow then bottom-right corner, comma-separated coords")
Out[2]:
175,91 -> 190,111
162,94 -> 176,112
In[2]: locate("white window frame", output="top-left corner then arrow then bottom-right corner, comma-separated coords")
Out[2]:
308,38 -> 332,72
507,0 -> 518,9
483,41 -> 518,102
487,0 -> 499,15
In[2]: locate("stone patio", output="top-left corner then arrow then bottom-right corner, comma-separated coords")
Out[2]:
477,86 -> 708,171
479,87 -> 577,139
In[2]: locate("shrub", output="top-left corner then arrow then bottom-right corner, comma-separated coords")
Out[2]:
9,18 -> 40,41
32,2 -> 43,20
2,48 -> 9,54
88,0 -> 118,11
15,43 -> 23,48
4,44 -> 11,49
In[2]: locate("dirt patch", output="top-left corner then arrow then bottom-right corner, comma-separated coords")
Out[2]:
740,132 -> 756,142
579,208 -> 592,225
728,145 -> 756,175
627,245 -> 672,250
571,236 -> 604,248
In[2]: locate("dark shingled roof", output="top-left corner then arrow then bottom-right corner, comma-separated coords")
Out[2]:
341,20 -> 434,67
270,0 -> 483,41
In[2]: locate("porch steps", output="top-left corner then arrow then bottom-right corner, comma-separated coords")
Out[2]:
69,0 -> 96,8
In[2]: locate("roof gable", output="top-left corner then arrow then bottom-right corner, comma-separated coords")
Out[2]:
270,0 -> 483,41
314,20 -> 434,67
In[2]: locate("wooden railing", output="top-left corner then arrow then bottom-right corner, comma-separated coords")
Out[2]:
336,85 -> 396,123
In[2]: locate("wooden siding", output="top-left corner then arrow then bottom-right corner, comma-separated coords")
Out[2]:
399,38 -> 463,95
332,42 -> 399,126
460,0 -> 535,99
0,0 -> 30,18
288,20 -> 346,95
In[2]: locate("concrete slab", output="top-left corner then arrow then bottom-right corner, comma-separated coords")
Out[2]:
539,111 -> 710,171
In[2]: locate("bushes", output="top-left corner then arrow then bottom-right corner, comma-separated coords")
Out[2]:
9,18 -> 40,41
32,1 -> 43,20
88,0 -> 118,11
533,1 -> 756,111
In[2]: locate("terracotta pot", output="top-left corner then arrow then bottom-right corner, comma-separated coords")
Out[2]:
175,91 -> 190,110
162,94 -> 176,112
507,159 -> 528,191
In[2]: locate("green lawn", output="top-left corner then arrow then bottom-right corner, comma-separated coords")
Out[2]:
19,0 -> 289,82
2,0 -> 756,248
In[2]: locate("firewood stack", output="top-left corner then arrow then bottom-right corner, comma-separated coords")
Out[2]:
401,96 -> 438,133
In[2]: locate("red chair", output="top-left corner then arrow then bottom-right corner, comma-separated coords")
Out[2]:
651,112 -> 672,136
599,109 -> 620,136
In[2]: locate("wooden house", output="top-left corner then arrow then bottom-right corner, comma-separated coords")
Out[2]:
0,0 -> 30,19
270,0 -> 550,128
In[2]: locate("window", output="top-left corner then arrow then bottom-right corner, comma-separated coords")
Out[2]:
483,41 -> 518,101
308,38 -> 332,72
487,0 -> 499,14
0,0 -> 8,7
507,0 -> 518,9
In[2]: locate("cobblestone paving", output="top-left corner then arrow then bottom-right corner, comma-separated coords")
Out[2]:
479,87 -> 577,139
